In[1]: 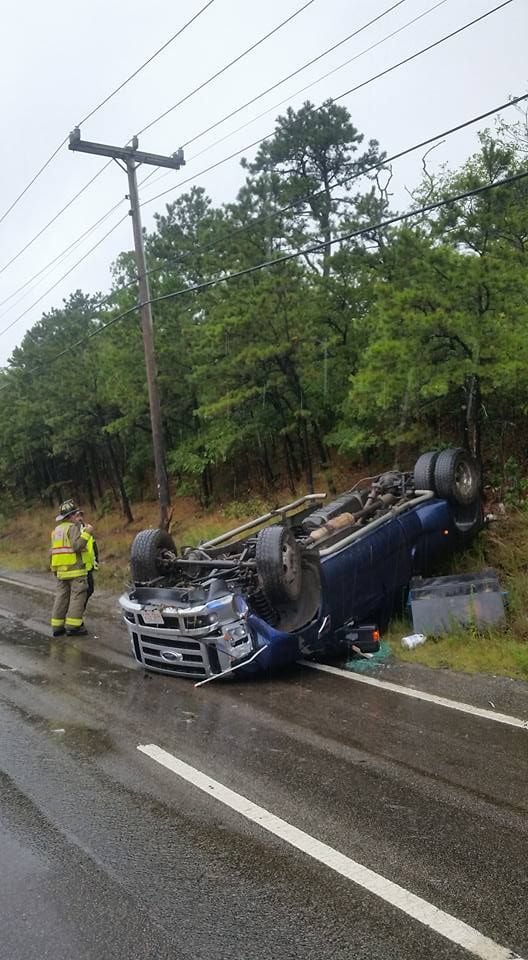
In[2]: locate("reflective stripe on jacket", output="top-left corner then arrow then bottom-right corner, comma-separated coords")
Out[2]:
50,521 -> 91,579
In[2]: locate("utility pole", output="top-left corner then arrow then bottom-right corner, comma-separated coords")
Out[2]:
69,128 -> 185,530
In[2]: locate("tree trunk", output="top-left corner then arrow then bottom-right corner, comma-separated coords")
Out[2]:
283,438 -> 297,495
89,446 -> 104,499
301,421 -> 314,493
83,452 -> 97,511
256,442 -> 275,487
41,460 -> 55,507
312,421 -> 329,467
201,464 -> 212,507
464,374 -> 481,461
105,436 -> 134,523
284,433 -> 301,482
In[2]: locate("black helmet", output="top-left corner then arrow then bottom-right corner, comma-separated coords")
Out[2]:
55,499 -> 80,521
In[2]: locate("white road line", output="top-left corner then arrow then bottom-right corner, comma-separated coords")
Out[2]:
138,743 -> 524,960
299,661 -> 528,731
0,575 -> 52,595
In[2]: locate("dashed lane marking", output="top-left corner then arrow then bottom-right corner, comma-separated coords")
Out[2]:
138,744 -> 525,960
298,661 -> 528,730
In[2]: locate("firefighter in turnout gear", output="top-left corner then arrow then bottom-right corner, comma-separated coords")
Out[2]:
50,500 -> 96,637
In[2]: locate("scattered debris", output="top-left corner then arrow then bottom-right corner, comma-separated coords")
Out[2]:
345,640 -> 390,672
351,644 -> 374,659
401,633 -> 427,650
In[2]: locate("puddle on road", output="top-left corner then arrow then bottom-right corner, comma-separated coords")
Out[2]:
3,697 -> 115,758
49,722 -> 114,757
0,618 -> 130,691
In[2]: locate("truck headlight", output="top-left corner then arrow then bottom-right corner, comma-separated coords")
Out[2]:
233,594 -> 249,618
222,624 -> 253,658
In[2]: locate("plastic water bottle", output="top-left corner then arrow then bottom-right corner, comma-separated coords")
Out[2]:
401,633 -> 427,650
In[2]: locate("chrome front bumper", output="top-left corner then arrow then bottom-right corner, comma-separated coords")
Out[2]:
119,593 -> 253,679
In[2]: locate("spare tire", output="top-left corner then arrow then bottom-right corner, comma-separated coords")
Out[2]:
256,525 -> 303,607
413,451 -> 439,492
434,448 -> 481,506
130,528 -> 177,582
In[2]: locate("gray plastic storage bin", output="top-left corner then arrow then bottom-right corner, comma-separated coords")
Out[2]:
408,568 -> 505,635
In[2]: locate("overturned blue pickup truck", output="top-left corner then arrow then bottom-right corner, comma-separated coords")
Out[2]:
119,448 -> 482,683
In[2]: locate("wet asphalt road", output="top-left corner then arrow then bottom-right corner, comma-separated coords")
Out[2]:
0,576 -> 527,960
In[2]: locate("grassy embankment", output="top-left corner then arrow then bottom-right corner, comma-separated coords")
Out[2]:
386,513 -> 528,680
0,489 -> 527,681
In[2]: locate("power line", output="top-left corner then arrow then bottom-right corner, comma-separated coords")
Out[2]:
0,199 -> 126,316
140,94 -> 528,282
141,0 -> 515,209
4,0 -> 513,295
185,0 -> 451,163
0,141 -> 198,317
335,0 -> 514,105
1,1 -> 515,330
0,162 -> 114,276
136,0 -> 318,137
77,0 -> 217,128
0,0 -> 312,280
0,168 -> 170,313
5,90 -> 524,337
0,0 -> 423,285
13,168 -> 525,377
145,171 -> 528,306
142,0 -> 432,195
180,0 -> 413,149
0,0 -> 464,283
0,1 -> 217,229
3,2 -> 416,277
0,214 -> 128,340
0,160 -> 179,309
0,139 -> 69,229
8,93 -> 518,330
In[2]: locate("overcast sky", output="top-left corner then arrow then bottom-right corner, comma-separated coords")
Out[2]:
0,0 -> 525,365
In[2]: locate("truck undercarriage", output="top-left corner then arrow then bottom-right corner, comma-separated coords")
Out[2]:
119,448 -> 482,682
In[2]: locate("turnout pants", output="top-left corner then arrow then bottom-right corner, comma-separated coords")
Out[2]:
84,570 -> 95,610
51,576 -> 88,630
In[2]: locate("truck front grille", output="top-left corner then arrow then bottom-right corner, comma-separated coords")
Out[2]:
127,624 -> 219,678
143,656 -> 207,676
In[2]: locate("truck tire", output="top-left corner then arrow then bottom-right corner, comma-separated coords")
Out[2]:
130,528 -> 177,582
413,451 -> 438,492
434,448 -> 481,506
256,525 -> 303,606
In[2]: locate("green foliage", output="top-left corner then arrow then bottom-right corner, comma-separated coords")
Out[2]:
96,491 -> 115,519
222,496 -> 269,520
333,132 -> 528,459
498,458 -> 528,508
1,105 -> 528,515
